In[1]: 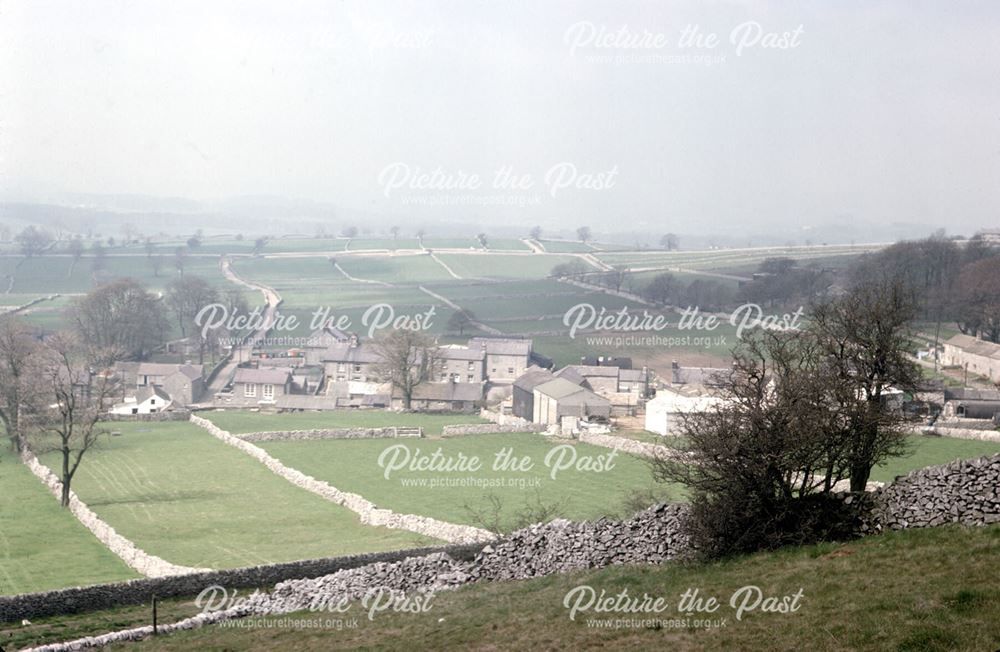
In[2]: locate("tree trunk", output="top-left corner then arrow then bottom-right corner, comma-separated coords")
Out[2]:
849,463 -> 871,493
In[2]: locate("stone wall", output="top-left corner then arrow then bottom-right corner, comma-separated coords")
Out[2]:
866,453 -> 1000,530
102,410 -> 192,422
924,424 -> 1000,442
441,423 -> 542,436
17,445 -> 204,579
578,431 -> 689,461
236,427 -> 422,442
471,503 -> 691,582
189,415 -> 493,545
1,543 -> 484,625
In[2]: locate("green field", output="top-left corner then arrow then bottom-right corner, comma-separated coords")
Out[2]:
0,445 -> 138,595
103,524 -> 1000,652
258,433 -> 671,531
37,422 -> 436,570
870,435 -> 1000,484
434,254 -> 579,279
335,254 -> 454,283
202,410 -> 489,435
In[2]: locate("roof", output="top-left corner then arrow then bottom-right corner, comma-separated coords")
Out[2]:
319,342 -> 383,364
401,382 -> 484,402
671,366 -> 729,386
135,362 -> 204,380
513,368 -> 556,392
553,367 -> 587,386
619,368 -> 648,383
135,386 -> 171,403
305,326 -> 351,347
436,346 -> 486,361
233,367 -> 293,385
468,337 -> 532,356
561,365 -> 619,378
535,378 -> 592,400
944,388 -> 1000,403
944,334 -> 1000,359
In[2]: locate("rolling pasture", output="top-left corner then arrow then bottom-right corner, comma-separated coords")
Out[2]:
0,445 -> 138,595
259,433 -> 671,532
37,422 -> 436,570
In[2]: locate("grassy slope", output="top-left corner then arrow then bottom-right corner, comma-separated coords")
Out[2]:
0,446 -> 138,595
85,524 -> 1000,652
202,411 -> 488,436
258,434 -> 671,530
37,423 -> 436,570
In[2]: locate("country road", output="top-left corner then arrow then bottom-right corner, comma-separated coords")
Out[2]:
206,258 -> 283,396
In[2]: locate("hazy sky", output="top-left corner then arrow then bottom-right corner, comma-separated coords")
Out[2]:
2,0 -> 998,235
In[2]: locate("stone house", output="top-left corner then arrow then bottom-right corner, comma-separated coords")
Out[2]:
940,334 -> 1000,384
231,367 -> 293,406
435,345 -> 487,384
118,362 -> 205,406
391,382 -> 483,412
468,337 -> 532,384
321,339 -> 384,384
942,388 -> 1000,420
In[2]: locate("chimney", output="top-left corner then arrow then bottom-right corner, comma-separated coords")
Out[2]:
671,360 -> 679,370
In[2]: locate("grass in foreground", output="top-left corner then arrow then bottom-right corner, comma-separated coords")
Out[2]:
86,524 -> 1000,652
0,445 -> 138,595
37,423 -> 436,570
201,411 -> 489,436
259,433 -> 673,531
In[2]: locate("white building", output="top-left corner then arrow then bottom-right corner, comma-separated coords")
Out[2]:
644,390 -> 724,436
110,386 -> 172,415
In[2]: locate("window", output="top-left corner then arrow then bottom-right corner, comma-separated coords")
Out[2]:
467,374 -> 474,382
149,398 -> 156,405
262,384 -> 275,400
131,408 -> 138,415
353,364 -> 362,372
337,363 -> 346,372
468,362 -> 475,371
507,367 -> 515,375
245,383 -> 257,397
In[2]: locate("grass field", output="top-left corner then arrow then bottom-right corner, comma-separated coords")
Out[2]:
869,435 -> 1000,484
258,433 -> 672,531
29,524 -> 990,651
433,254 -> 579,279
202,411 -> 489,435
37,422 -> 436,570
0,445 -> 138,595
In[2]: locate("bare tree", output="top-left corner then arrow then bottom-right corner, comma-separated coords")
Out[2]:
66,237 -> 85,265
0,318 -> 42,452
810,277 -> 921,491
371,330 -> 435,410
34,333 -> 115,507
576,226 -> 592,244
660,233 -> 679,250
16,226 -> 53,258
173,246 -> 187,276
165,276 -> 220,363
69,279 -> 166,364
529,226 -> 542,241
447,310 -> 477,335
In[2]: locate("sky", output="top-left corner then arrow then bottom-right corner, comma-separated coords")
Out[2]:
2,0 -> 999,238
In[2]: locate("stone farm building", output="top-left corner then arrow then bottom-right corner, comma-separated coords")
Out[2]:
229,367 -> 294,407
532,378 -> 612,425
941,334 -> 1000,384
109,386 -> 172,415
116,362 -> 205,406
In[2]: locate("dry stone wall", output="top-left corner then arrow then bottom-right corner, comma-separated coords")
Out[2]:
578,431 -> 689,461
189,415 -> 493,544
441,423 -> 542,436
18,445 -> 204,579
236,427 -> 421,442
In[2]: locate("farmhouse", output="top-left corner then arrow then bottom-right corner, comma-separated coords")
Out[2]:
231,367 -> 293,406
321,339 -> 383,383
940,334 -> 1000,384
468,337 -> 532,383
109,386 -> 172,415
512,367 -> 556,420
117,362 -> 205,406
392,382 -> 482,412
303,325 -> 352,364
436,345 -> 487,384
532,378 -> 612,426
644,389 -> 724,436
